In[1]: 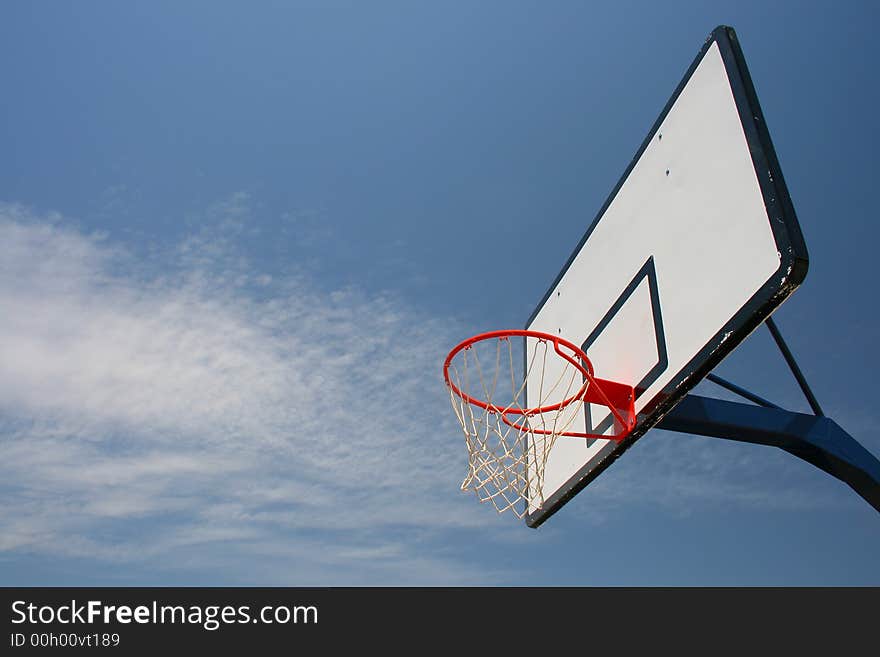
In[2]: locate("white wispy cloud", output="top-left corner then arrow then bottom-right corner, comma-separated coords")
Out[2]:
0,201 -> 511,584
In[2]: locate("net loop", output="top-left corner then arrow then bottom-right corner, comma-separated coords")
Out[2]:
443,330 -> 635,517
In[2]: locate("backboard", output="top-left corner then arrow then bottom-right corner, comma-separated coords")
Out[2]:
524,26 -> 808,527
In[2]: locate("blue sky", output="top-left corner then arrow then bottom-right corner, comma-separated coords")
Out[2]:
1,2 -> 878,585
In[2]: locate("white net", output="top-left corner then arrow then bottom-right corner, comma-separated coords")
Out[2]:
445,334 -> 591,518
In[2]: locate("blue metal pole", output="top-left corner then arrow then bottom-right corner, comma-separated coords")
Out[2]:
765,317 -> 824,416
705,373 -> 781,409
656,394 -> 880,513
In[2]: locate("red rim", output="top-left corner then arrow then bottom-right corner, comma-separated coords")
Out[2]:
444,329 -> 635,442
443,329 -> 595,417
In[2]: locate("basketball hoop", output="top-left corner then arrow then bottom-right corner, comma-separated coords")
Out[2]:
443,329 -> 635,517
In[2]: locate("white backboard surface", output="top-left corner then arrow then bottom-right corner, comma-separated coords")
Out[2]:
524,27 -> 807,527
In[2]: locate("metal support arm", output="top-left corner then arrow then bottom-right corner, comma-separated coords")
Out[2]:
656,394 -> 880,513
